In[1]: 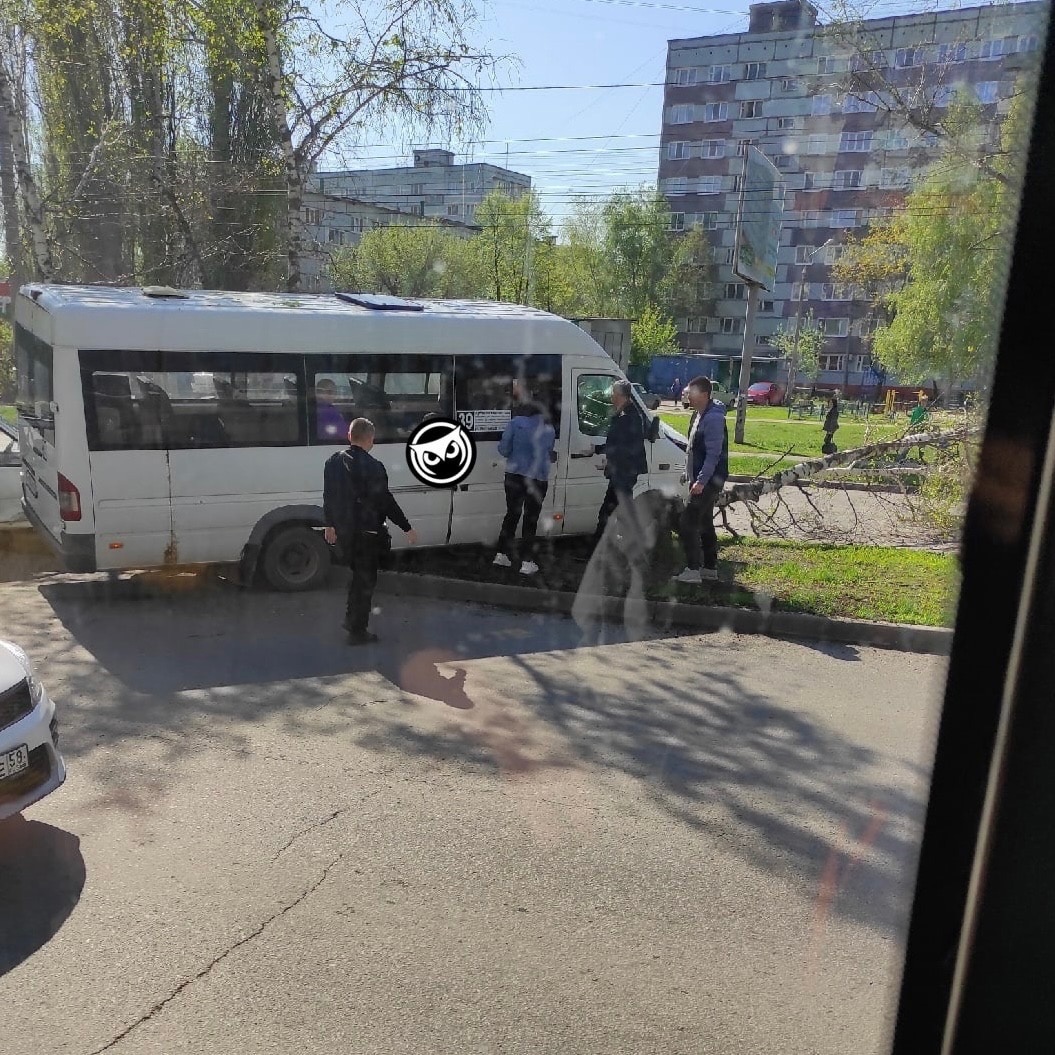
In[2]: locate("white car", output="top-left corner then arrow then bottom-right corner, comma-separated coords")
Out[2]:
0,639 -> 66,822
0,420 -> 22,524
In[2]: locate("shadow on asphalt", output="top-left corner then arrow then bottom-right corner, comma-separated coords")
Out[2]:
0,816 -> 85,977
36,569 -> 926,940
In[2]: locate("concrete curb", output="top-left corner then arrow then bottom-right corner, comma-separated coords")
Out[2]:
376,571 -> 953,656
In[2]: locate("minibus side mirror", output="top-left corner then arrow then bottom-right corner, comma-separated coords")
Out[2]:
647,416 -> 661,443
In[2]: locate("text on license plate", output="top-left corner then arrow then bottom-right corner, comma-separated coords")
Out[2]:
0,745 -> 29,779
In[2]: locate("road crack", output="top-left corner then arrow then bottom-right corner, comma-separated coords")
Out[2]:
272,787 -> 384,862
85,855 -> 344,1055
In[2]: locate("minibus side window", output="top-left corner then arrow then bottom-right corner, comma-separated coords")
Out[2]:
14,324 -> 55,437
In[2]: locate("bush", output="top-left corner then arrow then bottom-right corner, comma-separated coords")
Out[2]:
0,319 -> 12,403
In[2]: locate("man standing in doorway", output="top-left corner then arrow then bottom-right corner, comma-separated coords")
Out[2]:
673,376 -> 729,584
323,418 -> 418,644
593,380 -> 647,546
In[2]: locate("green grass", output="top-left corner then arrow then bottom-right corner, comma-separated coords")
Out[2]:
392,535 -> 957,628
661,405 -> 900,461
701,539 -> 955,627
0,405 -> 14,425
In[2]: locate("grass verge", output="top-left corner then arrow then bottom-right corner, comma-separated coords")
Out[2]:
0,405 -> 14,425
388,535 -> 957,628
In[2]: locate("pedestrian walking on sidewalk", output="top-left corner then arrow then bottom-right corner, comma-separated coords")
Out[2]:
593,380 -> 647,546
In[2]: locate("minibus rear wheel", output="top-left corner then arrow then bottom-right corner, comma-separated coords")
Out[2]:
261,524 -> 331,592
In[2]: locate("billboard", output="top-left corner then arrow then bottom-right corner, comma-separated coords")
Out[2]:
733,147 -> 784,291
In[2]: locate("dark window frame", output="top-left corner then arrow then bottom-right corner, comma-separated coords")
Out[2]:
454,353 -> 563,440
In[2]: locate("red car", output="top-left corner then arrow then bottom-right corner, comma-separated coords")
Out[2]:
746,381 -> 785,406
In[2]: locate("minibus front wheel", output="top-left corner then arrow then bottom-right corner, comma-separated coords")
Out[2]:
261,524 -> 331,592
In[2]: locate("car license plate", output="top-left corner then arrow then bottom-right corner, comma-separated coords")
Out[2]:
0,745 -> 29,779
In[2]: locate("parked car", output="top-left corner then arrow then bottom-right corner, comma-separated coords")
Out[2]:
0,420 -> 23,524
681,380 -> 732,409
0,639 -> 66,822
632,383 -> 663,411
746,381 -> 785,406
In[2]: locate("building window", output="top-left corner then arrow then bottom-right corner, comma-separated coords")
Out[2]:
447,204 -> 461,216
781,78 -> 799,92
669,212 -> 686,232
819,317 -> 849,337
701,139 -> 726,158
938,42 -> 967,64
755,335 -> 771,347
327,228 -> 346,245
686,316 -> 705,333
817,56 -> 838,75
880,167 -> 911,188
724,282 -> 747,300
976,81 -> 1000,105
744,61 -> 767,81
672,67 -> 697,86
800,210 -> 825,229
699,175 -> 723,194
720,317 -> 745,335
349,215 -> 365,232
818,353 -> 846,372
832,209 -> 860,228
1019,34 -> 1040,54
737,138 -> 758,156
832,169 -> 862,191
304,207 -> 322,225
665,177 -> 688,196
700,212 -> 720,230
800,168 -> 820,191
672,104 -> 694,124
777,117 -> 797,130
773,153 -> 795,170
821,283 -> 852,301
791,282 -> 805,300
838,131 -> 873,153
740,100 -> 763,119
760,299 -> 775,313
895,47 -> 923,68
704,103 -> 729,122
979,38 -> 1006,61
709,64 -> 732,83
667,140 -> 689,160
812,94 -> 832,116
795,244 -> 815,264
807,134 -> 828,154
824,244 -> 845,265
932,85 -> 957,108
410,183 -> 424,195
885,130 -> 910,151
843,92 -> 878,114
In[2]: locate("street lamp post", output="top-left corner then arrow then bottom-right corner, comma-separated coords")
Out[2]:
787,237 -> 833,406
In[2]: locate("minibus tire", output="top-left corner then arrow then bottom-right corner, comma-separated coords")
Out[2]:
261,525 -> 331,592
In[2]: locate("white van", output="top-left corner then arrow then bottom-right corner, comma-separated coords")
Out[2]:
15,285 -> 688,589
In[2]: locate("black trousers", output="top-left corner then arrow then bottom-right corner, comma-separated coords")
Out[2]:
344,531 -> 380,634
678,483 -> 722,571
594,476 -> 638,544
498,474 -> 548,562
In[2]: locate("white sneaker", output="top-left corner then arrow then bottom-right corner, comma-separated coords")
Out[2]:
493,553 -> 513,568
699,567 -> 719,582
519,561 -> 540,576
672,568 -> 701,584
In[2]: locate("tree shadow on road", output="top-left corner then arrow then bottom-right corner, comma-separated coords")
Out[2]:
0,816 -> 85,978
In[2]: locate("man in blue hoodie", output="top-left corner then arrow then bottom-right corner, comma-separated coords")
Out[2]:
673,376 -> 729,584
493,389 -> 556,576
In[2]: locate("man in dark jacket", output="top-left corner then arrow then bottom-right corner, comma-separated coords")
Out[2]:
673,376 -> 729,584
323,418 -> 418,644
593,381 -> 648,545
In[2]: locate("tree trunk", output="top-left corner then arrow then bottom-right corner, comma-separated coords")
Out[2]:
0,59 -> 51,280
0,76 -> 23,295
256,0 -> 305,292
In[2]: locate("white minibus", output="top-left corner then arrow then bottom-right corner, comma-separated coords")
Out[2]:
15,285 -> 688,589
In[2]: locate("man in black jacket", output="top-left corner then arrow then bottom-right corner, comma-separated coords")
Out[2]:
323,418 -> 418,644
593,381 -> 648,545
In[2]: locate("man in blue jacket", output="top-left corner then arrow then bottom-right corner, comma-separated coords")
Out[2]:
493,390 -> 556,576
673,376 -> 729,584
593,381 -> 648,545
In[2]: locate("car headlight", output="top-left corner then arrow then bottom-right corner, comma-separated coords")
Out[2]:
2,641 -> 44,705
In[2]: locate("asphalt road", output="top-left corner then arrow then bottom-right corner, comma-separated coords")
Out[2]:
0,570 -> 947,1054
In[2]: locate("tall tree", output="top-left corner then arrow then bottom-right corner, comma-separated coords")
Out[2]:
254,0 -> 496,292
473,189 -> 548,304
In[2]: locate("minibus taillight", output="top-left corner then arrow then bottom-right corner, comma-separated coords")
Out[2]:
57,473 -> 82,522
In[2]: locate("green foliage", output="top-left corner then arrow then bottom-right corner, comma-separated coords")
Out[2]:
0,318 -> 12,402
630,304 -> 678,364
769,311 -> 822,384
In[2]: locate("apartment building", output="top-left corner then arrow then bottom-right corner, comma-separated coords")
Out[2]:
300,191 -> 478,292
311,148 -> 532,227
658,0 -> 1045,390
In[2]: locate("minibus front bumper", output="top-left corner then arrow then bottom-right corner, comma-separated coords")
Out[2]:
21,498 -> 97,573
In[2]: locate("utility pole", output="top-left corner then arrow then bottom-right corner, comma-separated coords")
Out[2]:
787,238 -> 832,410
734,282 -> 760,444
